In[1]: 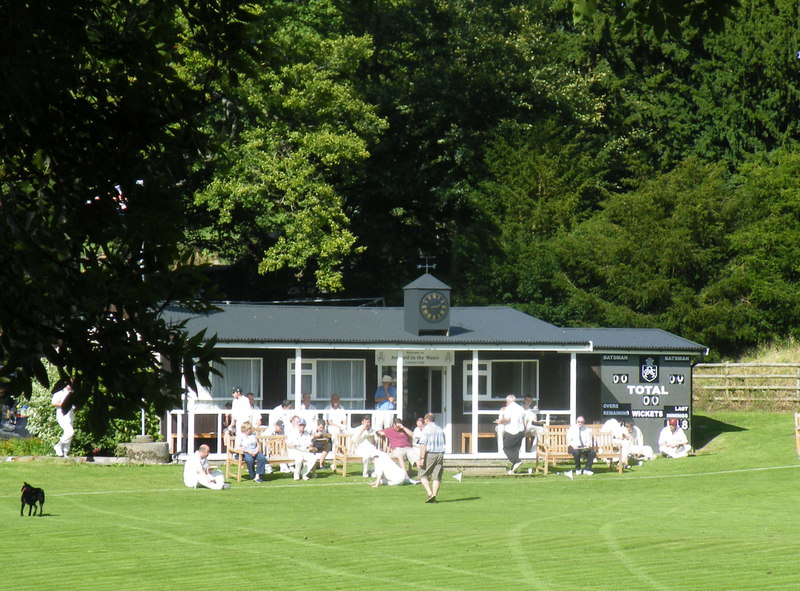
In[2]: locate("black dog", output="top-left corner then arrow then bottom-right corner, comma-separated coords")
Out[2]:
20,482 -> 45,517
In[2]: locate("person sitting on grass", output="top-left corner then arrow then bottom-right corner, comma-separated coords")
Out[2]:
235,421 -> 268,482
183,444 -> 230,490
370,451 -> 418,487
658,418 -> 690,458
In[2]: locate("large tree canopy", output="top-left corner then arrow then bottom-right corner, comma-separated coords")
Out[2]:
4,0 -> 800,428
0,1 -> 246,424
184,1 -> 386,293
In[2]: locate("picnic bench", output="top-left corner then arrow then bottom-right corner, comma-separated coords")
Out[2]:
537,424 -> 624,475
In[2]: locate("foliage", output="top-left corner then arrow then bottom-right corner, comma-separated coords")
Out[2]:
340,0 -> 609,297
0,437 -> 51,457
185,1 -> 386,292
0,1 -> 238,425
572,0 -> 742,40
4,0 -> 800,416
25,363 -> 163,455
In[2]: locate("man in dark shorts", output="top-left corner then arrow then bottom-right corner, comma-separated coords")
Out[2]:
417,413 -> 446,503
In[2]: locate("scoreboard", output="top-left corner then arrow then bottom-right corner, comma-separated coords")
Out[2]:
599,354 -> 692,449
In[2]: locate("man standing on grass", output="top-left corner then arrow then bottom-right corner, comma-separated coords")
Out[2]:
494,394 -> 526,474
51,383 -> 74,458
417,412 -> 446,503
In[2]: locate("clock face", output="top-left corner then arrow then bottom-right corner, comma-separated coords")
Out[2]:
420,291 -> 449,322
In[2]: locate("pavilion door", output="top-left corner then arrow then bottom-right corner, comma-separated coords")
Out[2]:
427,367 -> 451,451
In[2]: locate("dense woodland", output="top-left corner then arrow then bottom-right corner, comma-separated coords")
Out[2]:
3,0 -> 800,420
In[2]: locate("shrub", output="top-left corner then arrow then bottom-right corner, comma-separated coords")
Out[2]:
25,363 -> 164,456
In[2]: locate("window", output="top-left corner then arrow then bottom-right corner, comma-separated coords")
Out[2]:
210,358 -> 262,405
463,360 -> 538,413
288,359 -> 365,409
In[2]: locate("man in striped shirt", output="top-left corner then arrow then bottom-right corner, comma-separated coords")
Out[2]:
417,412 -> 446,503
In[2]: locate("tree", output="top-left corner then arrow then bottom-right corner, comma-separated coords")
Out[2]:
571,0 -> 742,40
339,0 -> 609,297
184,1 -> 386,293
0,1 -> 250,428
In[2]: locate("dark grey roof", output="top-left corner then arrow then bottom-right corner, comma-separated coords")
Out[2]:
562,327 -> 707,353
163,304 -> 706,354
403,273 -> 451,290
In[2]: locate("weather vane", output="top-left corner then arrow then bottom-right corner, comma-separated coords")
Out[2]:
417,252 -> 437,273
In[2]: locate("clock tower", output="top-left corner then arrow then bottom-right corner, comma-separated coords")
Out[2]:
404,273 -> 451,335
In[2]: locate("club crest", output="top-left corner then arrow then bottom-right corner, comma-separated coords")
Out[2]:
641,357 -> 658,383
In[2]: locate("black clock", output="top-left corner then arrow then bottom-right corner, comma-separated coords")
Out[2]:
420,291 -> 449,322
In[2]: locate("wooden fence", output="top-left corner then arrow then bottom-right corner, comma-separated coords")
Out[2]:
693,363 -> 800,409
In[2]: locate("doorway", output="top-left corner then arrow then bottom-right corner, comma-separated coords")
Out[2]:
401,366 -> 449,434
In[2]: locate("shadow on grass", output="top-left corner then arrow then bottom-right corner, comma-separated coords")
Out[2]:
436,496 -> 480,503
692,415 -> 747,450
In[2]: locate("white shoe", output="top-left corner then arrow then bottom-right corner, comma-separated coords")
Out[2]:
583,469 -> 594,476
409,479 -> 419,485
510,461 -> 522,473
302,475 -> 310,481
54,443 -> 63,456
293,474 -> 300,481
577,469 -> 583,475
564,471 -> 573,480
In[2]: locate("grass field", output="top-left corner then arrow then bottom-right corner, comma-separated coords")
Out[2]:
4,411 -> 800,591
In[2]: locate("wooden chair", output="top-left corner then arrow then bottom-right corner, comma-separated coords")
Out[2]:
537,425 -> 571,475
590,427 -> 625,473
331,433 -> 365,478
224,431 -> 246,482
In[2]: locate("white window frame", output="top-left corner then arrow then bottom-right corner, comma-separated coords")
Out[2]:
462,359 -> 539,413
288,358 -> 366,409
210,357 -> 263,405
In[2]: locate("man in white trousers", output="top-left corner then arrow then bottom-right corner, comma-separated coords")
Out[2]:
51,384 -> 75,457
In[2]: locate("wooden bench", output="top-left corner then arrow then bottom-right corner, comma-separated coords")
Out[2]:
170,432 -> 217,455
225,433 -> 294,481
259,435 -> 294,468
460,431 -> 497,453
537,424 -> 624,474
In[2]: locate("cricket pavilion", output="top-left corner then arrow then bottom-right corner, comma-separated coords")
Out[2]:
163,273 -> 707,460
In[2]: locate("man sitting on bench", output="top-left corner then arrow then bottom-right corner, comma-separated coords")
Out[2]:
567,416 -> 596,476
